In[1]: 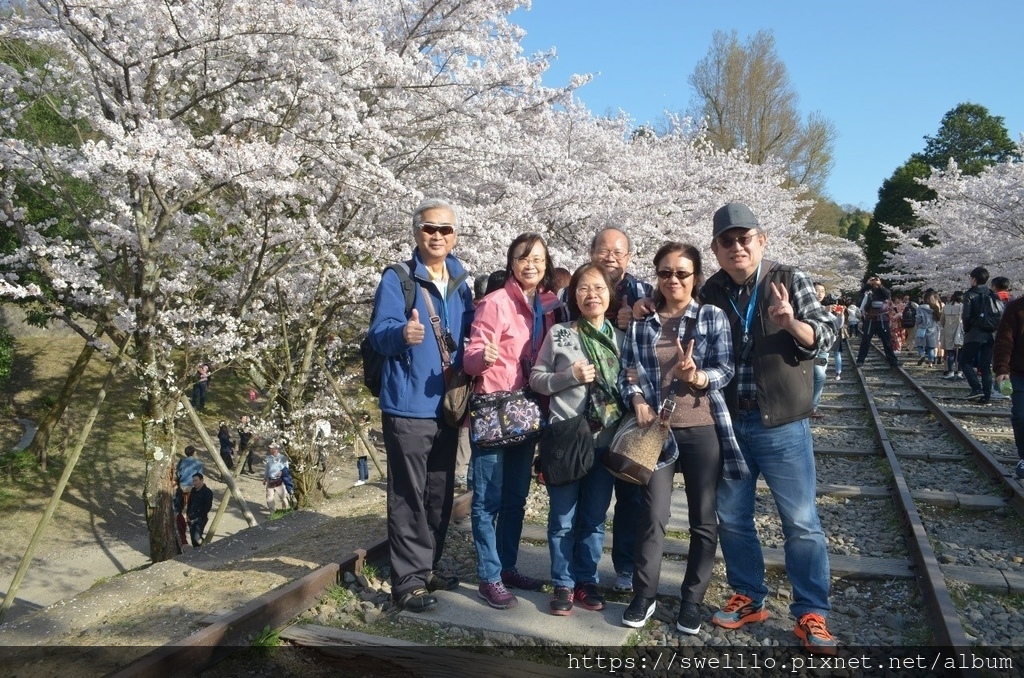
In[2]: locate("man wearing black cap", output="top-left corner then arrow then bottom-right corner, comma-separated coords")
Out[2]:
699,202 -> 837,655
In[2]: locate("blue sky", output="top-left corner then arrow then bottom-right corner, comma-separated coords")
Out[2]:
511,1 -> 1024,210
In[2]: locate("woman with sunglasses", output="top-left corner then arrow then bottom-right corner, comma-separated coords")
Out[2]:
463,233 -> 561,610
529,263 -> 625,616
618,242 -> 748,635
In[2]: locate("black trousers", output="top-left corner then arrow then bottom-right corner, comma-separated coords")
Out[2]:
856,318 -> 899,366
634,425 -> 721,603
382,413 -> 457,599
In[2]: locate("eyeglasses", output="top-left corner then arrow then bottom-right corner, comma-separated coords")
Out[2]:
514,256 -> 545,266
594,247 -> 630,260
420,223 -> 455,236
715,232 -> 760,249
575,285 -> 608,296
656,270 -> 694,281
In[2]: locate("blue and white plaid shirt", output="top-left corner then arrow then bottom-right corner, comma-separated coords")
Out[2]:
618,300 -> 749,480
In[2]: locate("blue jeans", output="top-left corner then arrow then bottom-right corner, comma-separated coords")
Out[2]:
470,440 -> 536,583
812,357 -> 827,408
546,449 -> 616,588
717,410 -> 831,618
832,340 -> 843,376
1010,374 -> 1024,461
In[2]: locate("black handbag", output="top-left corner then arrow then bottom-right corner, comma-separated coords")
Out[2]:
469,388 -> 546,448
537,413 -> 595,486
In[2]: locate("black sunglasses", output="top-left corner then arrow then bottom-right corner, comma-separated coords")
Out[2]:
656,270 -> 694,281
420,223 -> 455,236
715,232 -> 760,248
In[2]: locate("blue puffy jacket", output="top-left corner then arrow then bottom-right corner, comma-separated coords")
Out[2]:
368,249 -> 474,419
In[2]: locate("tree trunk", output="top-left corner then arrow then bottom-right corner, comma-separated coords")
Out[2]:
141,397 -> 181,563
26,337 -> 98,470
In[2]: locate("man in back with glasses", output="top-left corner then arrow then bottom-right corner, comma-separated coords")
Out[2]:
368,197 -> 475,613
699,202 -> 838,655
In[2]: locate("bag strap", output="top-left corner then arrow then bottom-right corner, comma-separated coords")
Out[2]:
659,315 -> 697,421
421,292 -> 452,369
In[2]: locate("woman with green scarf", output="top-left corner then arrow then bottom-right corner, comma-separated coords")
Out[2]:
530,263 -> 625,617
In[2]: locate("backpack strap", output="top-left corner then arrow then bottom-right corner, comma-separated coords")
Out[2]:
387,260 -> 417,318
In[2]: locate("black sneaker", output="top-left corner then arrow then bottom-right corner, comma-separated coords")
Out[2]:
398,588 -> 438,613
676,601 -> 702,635
573,582 -> 605,611
965,390 -> 985,401
425,571 -> 460,592
977,397 -> 991,405
622,595 -> 656,628
550,586 -> 573,616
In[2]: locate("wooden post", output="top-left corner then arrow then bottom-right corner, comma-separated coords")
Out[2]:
1,342 -> 124,623
317,356 -> 385,478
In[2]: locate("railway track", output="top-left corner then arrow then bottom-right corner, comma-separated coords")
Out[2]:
111,342 -> 1023,677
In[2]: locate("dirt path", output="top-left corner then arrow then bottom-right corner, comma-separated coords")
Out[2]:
1,479 -> 388,677
0,465 -> 279,623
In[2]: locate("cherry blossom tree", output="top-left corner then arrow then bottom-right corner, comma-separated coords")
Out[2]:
1,0 -> 852,562
881,144 -> 1024,293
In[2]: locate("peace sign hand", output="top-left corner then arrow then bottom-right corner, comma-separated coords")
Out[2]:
673,338 -> 697,383
767,281 -> 796,328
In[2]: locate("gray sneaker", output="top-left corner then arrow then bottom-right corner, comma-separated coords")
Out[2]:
613,571 -> 634,593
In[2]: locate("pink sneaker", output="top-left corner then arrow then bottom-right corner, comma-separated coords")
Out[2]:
478,581 -> 518,609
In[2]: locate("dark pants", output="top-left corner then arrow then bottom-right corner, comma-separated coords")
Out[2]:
612,479 -> 640,576
945,347 -> 961,373
176,512 -> 188,546
357,456 -> 369,481
190,517 -> 207,546
220,448 -> 234,471
961,340 -> 994,395
1010,374 -> 1024,461
382,413 -> 457,599
190,381 -> 208,410
856,318 -> 900,366
634,426 -> 721,603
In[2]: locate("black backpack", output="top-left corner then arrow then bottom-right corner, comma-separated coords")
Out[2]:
974,290 -> 1005,332
900,303 -> 916,329
360,261 -> 416,397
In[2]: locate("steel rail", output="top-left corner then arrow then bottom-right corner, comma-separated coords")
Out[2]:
112,490 -> 473,677
872,345 -> 1024,517
850,347 -> 979,674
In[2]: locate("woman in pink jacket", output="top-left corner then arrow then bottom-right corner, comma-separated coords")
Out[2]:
463,232 -> 561,610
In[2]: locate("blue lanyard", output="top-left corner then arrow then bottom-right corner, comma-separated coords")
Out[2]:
531,291 -> 543,357
727,262 -> 762,340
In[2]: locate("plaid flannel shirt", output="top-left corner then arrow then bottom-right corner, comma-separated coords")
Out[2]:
731,267 -> 835,401
618,300 -> 749,480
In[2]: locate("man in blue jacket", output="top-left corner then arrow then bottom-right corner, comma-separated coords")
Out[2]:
368,198 -> 475,613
